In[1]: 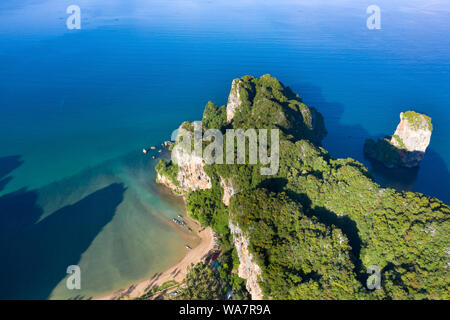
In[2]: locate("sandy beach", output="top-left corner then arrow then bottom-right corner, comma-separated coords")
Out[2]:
95,223 -> 217,300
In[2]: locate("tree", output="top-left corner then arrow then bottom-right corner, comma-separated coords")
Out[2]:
176,263 -> 224,300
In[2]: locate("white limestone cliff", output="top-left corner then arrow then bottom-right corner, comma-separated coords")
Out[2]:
226,78 -> 243,123
390,111 -> 433,167
171,144 -> 212,191
220,177 -> 236,207
228,221 -> 264,300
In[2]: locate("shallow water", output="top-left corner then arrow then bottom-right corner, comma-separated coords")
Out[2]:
0,0 -> 449,299
0,151 -> 198,299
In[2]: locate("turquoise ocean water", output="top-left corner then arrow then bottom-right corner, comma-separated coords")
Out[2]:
0,0 -> 449,299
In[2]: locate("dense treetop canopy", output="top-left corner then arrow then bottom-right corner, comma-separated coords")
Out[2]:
157,75 -> 450,300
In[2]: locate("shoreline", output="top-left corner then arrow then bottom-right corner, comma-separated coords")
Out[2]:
95,215 -> 217,300
96,152 -> 218,300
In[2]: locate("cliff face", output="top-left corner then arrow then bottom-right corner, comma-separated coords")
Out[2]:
390,111 -> 432,167
391,112 -> 432,153
224,74 -> 326,144
229,221 -> 263,300
172,145 -> 212,191
364,111 -> 433,168
220,177 -> 236,207
222,175 -> 263,300
226,78 -> 242,123
156,173 -> 183,194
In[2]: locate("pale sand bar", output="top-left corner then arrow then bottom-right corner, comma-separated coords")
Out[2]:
95,224 -> 217,300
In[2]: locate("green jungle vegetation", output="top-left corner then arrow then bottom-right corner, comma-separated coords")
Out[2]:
157,75 -> 450,300
175,261 -> 251,300
175,263 -> 223,300
403,111 -> 433,131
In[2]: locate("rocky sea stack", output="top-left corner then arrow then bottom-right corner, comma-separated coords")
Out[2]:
364,111 -> 433,168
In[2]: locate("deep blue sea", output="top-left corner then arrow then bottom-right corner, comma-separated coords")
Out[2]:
0,0 -> 449,299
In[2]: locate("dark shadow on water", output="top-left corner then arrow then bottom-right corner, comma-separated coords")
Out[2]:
364,156 -> 419,191
290,83 -> 369,162
405,148 -> 450,204
0,183 -> 126,299
290,82 -> 450,204
0,155 -> 23,179
364,142 -> 450,204
0,188 -> 42,232
0,155 -> 23,192
0,176 -> 12,193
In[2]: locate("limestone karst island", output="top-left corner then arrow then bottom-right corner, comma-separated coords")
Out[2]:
154,75 -> 449,300
1,1 -> 450,310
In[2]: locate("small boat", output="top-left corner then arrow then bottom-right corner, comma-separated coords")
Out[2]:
162,141 -> 172,148
172,218 -> 183,225
185,245 -> 192,250
150,146 -> 156,150
142,148 -> 148,154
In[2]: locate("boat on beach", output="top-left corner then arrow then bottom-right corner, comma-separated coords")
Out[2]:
172,218 -> 186,226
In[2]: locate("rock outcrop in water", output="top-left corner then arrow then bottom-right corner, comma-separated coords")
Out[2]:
391,111 -> 432,155
364,111 -> 433,168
